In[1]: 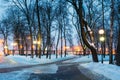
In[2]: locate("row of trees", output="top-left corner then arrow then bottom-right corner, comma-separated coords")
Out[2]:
0,0 -> 120,65
0,0 -> 73,58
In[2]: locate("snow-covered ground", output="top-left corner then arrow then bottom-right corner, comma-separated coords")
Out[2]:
0,54 -> 119,80
80,62 -> 120,80
0,54 -> 76,68
76,55 -> 119,80
0,54 -> 76,80
63,55 -> 110,63
63,55 -> 119,80
0,64 -> 58,80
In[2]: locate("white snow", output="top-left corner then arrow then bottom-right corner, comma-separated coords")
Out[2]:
0,54 -> 119,80
62,54 -> 119,80
80,62 -> 120,80
63,55 -> 109,63
0,54 -> 75,80
0,64 -> 58,80
71,55 -> 118,80
0,54 -> 76,68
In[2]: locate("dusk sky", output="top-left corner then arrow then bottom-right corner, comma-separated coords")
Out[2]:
0,0 -> 9,19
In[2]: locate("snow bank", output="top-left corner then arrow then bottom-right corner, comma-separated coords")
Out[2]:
80,62 -> 120,80
63,55 -> 110,63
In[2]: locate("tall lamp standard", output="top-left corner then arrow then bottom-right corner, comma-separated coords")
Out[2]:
99,29 -> 105,63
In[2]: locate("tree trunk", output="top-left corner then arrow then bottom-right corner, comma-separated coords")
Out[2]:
109,0 -> 114,64
116,28 -> 120,65
79,13 -> 98,62
36,0 -> 42,58
61,27 -> 63,58
68,0 -> 98,62
56,29 -> 60,58
115,12 -> 120,65
30,32 -> 34,58
81,23 -> 98,62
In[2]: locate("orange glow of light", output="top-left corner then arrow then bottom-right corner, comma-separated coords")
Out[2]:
112,49 -> 116,54
5,49 -> 8,53
0,39 -> 3,43
63,46 -> 69,51
37,41 -> 41,44
0,52 -> 4,63
11,42 -> 17,46
33,40 -> 37,44
33,40 -> 41,45
73,46 -> 81,51
8,51 -> 12,54
32,45 -> 35,49
106,48 -> 109,54
98,48 -> 115,54
27,36 -> 31,40
106,48 -> 108,51
99,48 -> 101,51
4,46 -> 8,49
0,52 -> 4,56
20,45 -> 23,49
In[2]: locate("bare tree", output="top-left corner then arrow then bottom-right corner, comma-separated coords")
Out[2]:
0,19 -> 12,55
12,0 -> 36,58
115,0 -> 120,66
109,0 -> 114,64
67,0 -> 98,62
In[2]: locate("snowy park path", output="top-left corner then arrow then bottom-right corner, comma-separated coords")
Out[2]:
27,59 -> 110,80
0,55 -> 113,80
0,56 -> 76,73
28,63 -> 91,80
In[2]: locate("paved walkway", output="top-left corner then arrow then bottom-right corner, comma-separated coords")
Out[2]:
28,64 -> 91,80
0,57 -> 76,73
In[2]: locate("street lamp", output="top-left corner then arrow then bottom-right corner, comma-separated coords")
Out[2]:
99,29 -> 105,35
33,40 -> 40,45
98,29 -> 105,63
33,40 -> 37,44
99,36 -> 105,42
99,29 -> 105,42
37,41 -> 40,45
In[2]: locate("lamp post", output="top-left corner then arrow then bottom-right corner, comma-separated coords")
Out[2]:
99,29 -> 105,63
